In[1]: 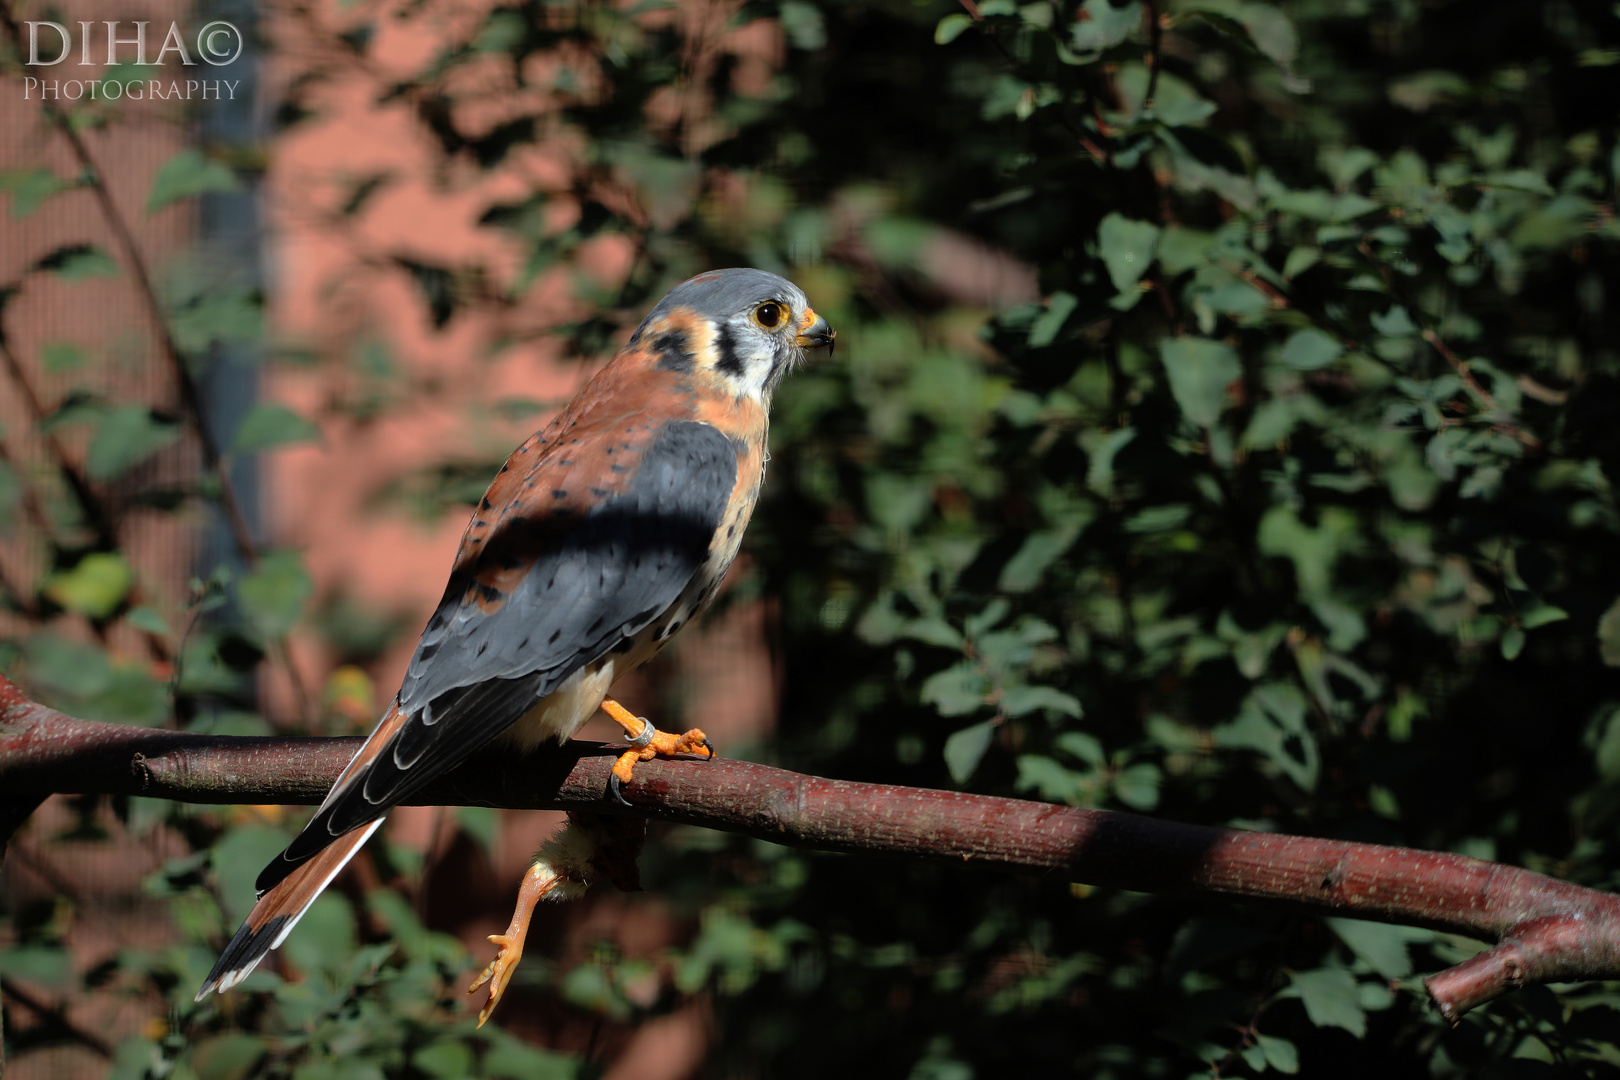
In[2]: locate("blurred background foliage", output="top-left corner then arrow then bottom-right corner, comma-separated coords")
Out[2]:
6,0 -> 1620,1076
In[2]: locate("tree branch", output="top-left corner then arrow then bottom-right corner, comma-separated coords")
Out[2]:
3,670 -> 1617,1021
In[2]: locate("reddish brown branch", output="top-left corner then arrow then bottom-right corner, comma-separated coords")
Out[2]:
3,671 -> 1618,1021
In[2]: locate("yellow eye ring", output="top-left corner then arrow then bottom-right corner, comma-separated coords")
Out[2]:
753,301 -> 787,330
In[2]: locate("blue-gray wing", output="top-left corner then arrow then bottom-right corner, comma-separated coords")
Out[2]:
258,419 -> 736,892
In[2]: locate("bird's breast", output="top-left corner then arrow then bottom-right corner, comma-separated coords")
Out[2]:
501,658 -> 619,750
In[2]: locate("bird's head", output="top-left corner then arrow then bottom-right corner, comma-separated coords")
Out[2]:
630,268 -> 835,404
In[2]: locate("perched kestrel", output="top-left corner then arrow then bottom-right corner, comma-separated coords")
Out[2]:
196,268 -> 833,1019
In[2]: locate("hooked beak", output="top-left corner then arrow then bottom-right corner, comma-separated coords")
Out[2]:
794,309 -> 836,357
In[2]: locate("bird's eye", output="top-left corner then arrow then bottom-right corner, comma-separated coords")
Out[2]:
754,301 -> 785,329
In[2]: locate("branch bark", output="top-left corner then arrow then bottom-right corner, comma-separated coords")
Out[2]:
3,671 -> 1617,1022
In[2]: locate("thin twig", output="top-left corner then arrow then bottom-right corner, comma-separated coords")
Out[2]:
1421,328 -> 1497,411
1142,0 -> 1163,119
1231,266 -> 1289,308
0,320 -> 118,549
0,423 -> 63,549
0,976 -> 115,1059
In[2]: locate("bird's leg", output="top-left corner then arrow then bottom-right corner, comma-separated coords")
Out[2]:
467,861 -> 564,1027
598,697 -> 714,803
467,818 -> 603,1026
467,814 -> 642,1025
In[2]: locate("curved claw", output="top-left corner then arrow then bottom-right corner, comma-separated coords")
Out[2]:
607,770 -> 633,807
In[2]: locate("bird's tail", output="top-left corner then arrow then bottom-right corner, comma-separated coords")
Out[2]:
195,817 -> 385,1001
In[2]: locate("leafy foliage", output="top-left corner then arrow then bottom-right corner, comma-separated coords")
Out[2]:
6,0 -> 1620,1076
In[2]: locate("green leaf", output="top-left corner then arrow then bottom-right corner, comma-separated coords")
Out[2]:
1000,684 -> 1083,719
1257,1034 -> 1300,1074
563,961 -> 628,1017
903,617 -> 965,650
1097,214 -> 1161,293
1326,919 -> 1429,979
1292,967 -> 1366,1037
170,290 -> 263,353
1015,755 -> 1087,803
1070,0 -> 1141,53
1278,328 -> 1343,370
0,460 -> 20,533
964,599 -> 1011,638
1501,625 -> 1526,660
999,524 -> 1082,592
1520,605 -> 1568,629
24,633 -> 113,698
1598,596 -> 1620,667
41,340 -> 90,373
1123,504 -> 1190,534
0,944 -> 74,988
413,1039 -> 475,1080
1055,731 -> 1106,767
147,149 -> 241,212
944,721 -> 996,784
1158,228 -> 1215,275
79,666 -> 169,726
1281,246 -> 1321,279
281,893 -> 358,977
43,552 -> 135,618
1085,427 -> 1136,494
0,168 -> 69,219
1160,337 -> 1242,427
472,9 -> 528,51
190,1034 -> 265,1080
1235,3 -> 1297,66
127,605 -> 173,635
483,1032 -> 580,1080
1371,305 -> 1419,337
1028,292 -> 1078,347
212,826 -> 293,922
86,405 -> 182,481
1215,684 -> 1319,790
780,1 -> 827,48
1186,1 -> 1297,68
231,402 -> 319,454
1589,709 -> 1620,782
238,550 -> 314,641
923,662 -> 989,716
935,12 -> 973,44
1112,762 -> 1161,810
1388,70 -> 1471,111
38,245 -> 120,280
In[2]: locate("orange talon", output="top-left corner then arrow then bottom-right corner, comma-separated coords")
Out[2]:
600,698 -> 714,799
468,861 -> 561,1027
